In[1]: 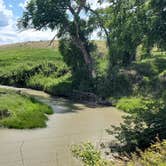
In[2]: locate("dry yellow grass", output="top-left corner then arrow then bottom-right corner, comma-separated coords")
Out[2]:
0,40 -> 107,53
0,40 -> 59,49
94,40 -> 107,54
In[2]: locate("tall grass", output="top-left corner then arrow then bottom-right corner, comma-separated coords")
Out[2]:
0,88 -> 53,129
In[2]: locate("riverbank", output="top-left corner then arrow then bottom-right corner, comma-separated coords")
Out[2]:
0,85 -> 124,166
0,88 -> 53,129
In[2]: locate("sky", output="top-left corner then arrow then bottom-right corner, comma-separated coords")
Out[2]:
0,0 -> 108,45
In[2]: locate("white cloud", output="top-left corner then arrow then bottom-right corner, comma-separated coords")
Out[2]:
0,0 -> 13,27
18,3 -> 24,9
88,0 -> 109,10
0,24 -> 56,45
0,0 -> 56,45
19,0 -> 29,10
9,4 -> 13,8
18,29 -> 56,43
0,0 -> 106,45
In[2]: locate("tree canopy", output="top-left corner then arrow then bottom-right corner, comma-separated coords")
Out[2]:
19,0 -> 166,92
19,0 -> 102,80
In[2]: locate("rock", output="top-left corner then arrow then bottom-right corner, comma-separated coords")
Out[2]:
100,142 -> 106,148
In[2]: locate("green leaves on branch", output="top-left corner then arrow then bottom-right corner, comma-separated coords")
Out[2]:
72,143 -> 110,166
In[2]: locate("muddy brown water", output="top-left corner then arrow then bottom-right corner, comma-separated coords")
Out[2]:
0,85 -> 124,166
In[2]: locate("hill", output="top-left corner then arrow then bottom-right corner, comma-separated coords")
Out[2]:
0,41 -> 71,96
0,40 -> 107,97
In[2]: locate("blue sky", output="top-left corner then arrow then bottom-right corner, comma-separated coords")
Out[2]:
0,0 -> 56,44
4,0 -> 24,17
0,0 -> 108,45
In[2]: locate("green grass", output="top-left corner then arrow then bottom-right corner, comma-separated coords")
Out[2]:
0,42 -> 165,99
0,42 -> 108,97
0,46 -> 72,96
0,88 -> 53,129
116,97 -> 161,113
116,97 -> 144,113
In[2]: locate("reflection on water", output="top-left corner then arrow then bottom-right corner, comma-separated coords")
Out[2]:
36,97 -> 78,114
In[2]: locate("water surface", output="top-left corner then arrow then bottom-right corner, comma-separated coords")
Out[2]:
0,85 -> 124,166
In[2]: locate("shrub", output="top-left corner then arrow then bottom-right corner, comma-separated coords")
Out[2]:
71,143 -> 111,166
128,140 -> 166,166
154,58 -> 166,73
116,97 -> 159,113
108,98 -> 166,152
105,68 -> 133,98
116,97 -> 144,113
48,81 -> 73,97
159,70 -> 166,84
133,61 -> 158,77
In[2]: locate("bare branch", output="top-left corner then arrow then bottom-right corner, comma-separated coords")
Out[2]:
48,33 -> 57,46
84,6 -> 111,49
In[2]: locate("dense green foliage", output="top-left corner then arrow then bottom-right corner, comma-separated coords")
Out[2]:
117,97 -> 146,113
19,0 -> 102,80
100,52 -> 166,98
59,38 -> 95,92
0,88 -> 53,129
0,0 -> 165,164
97,0 -> 166,66
108,98 -> 166,152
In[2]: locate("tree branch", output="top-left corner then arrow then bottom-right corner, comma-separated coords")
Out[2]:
84,6 -> 111,49
48,33 -> 57,46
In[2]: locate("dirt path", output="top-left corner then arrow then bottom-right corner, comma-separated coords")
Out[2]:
0,85 -> 124,166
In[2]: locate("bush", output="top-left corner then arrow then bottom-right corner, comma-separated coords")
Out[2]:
154,58 -> 166,73
132,61 -> 158,77
116,97 -> 159,114
104,68 -> 133,98
72,143 -> 111,166
48,81 -> 73,97
159,70 -> 166,85
128,140 -> 166,166
116,97 -> 144,113
72,141 -> 166,166
108,98 -> 166,152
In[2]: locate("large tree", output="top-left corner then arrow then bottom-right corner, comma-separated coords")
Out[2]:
101,0 -> 146,66
144,0 -> 166,49
99,0 -> 166,66
18,0 -> 102,78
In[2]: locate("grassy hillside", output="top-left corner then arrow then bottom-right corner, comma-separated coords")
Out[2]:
0,88 -> 53,129
0,41 -> 107,97
0,44 -> 72,96
0,41 -> 165,99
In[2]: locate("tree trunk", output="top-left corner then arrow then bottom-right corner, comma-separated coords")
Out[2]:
68,3 -> 94,78
72,37 -> 94,78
